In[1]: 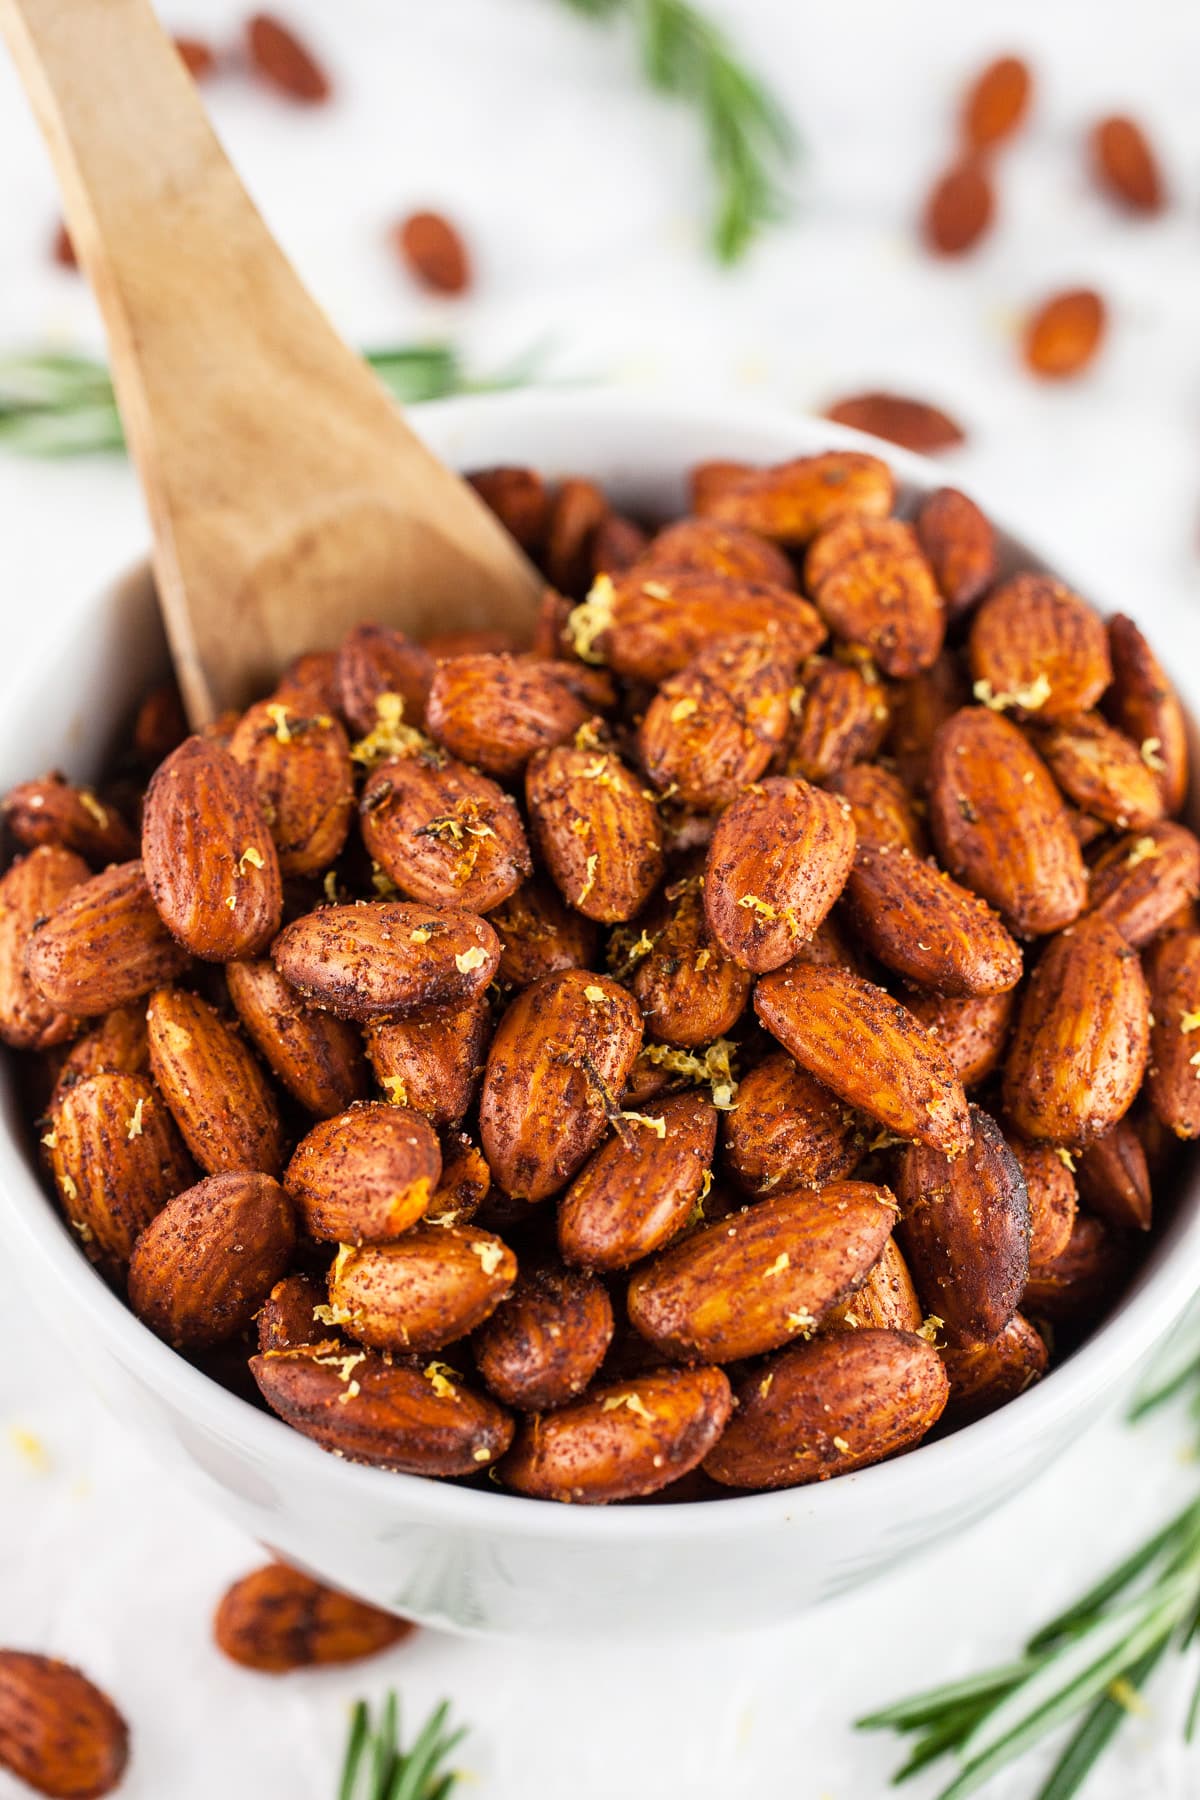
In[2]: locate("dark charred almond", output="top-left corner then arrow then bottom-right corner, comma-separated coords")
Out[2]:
285,1102 -> 441,1243
1003,916 -> 1150,1145
1077,1117 -> 1153,1231
842,843 -> 1023,996
626,1179 -> 897,1362
474,1265 -> 614,1410
722,1052 -> 865,1197
479,970 -> 644,1201
48,1071 -> 194,1273
488,877 -> 599,988
928,708 -> 1087,936
147,986 -> 285,1175
360,750 -> 530,913
363,994 -> 489,1127
143,736 -> 282,960
703,776 -> 856,973
703,1330 -> 947,1490
327,1226 -> 516,1352
335,622 -> 434,735
214,1563 -> 413,1673
941,1313 -> 1048,1425
272,901 -> 500,1019
1036,714 -> 1164,830
823,391 -> 966,454
228,700 -> 354,877
1145,930 -> 1200,1140
969,574 -> 1111,721
128,1172 -> 295,1349
568,569 -> 825,684
1021,1211 -> 1124,1325
628,870 -> 751,1048
1007,1132 -> 1078,1267
806,517 -> 945,678
825,1237 -> 923,1333
558,1090 -> 717,1271
638,634 -> 794,809
692,451 -> 894,545
903,989 -> 1014,1088
226,958 -> 368,1118
251,1344 -> 513,1475
2,772 -> 136,864
833,761 -> 927,855
914,488 -> 997,616
755,960 -> 971,1154
896,1106 -> 1030,1344
526,743 -> 664,924
0,1651 -> 129,1800
0,845 -> 89,1049
1087,824 -> 1200,947
466,466 -> 550,553
425,653 -> 592,778
499,1365 -> 731,1503
1103,615 -> 1188,815
26,859 -> 191,1017
782,658 -> 890,783
636,517 -> 797,588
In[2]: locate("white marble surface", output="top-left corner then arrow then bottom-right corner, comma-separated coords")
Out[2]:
2,1 -> 1200,1794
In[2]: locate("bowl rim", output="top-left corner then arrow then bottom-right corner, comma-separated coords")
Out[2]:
4,383 -> 1199,1545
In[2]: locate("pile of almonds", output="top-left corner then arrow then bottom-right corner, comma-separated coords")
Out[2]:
1,447 -> 1195,1509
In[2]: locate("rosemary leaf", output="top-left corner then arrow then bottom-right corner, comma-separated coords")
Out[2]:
338,1692 -> 465,1800
1037,1640 -> 1170,1800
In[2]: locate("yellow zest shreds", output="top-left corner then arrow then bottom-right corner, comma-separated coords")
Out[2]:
786,1309 -> 817,1337
569,816 -> 592,839
832,1436 -> 851,1454
417,809 -> 496,844
312,1302 -> 339,1328
618,1111 -> 667,1139
1141,737 -> 1168,773
265,702 -> 295,743
323,869 -> 342,904
424,1361 -> 460,1399
636,1038 -> 740,1109
1107,1676 -> 1151,1718
694,948 -> 712,971
306,1347 -> 366,1386
225,894 -> 237,910
7,1426 -> 49,1472
973,673 -> 1053,714
735,894 -> 803,939
700,1169 -> 713,1200
573,719 -> 606,752
642,579 -> 672,600
382,1075 -> 408,1107
866,1128 -> 907,1154
473,1446 -> 493,1462
583,985 -> 606,1004
607,925 -> 657,978
602,1391 -> 654,1422
577,853 -> 599,905
40,1129 -> 56,1150
1127,836 -> 1161,869
78,790 -> 109,829
917,1315 -> 944,1344
670,697 -> 699,724
470,1240 -> 505,1276
371,864 -> 400,899
410,927 -> 432,944
565,576 -> 615,665
788,684 -> 806,718
162,1021 -> 193,1054
1181,1011 -> 1200,1034
126,1098 -> 144,1141
1056,1147 -> 1077,1172
764,1252 -> 790,1278
71,1218 -> 92,1243
759,1372 -> 774,1399
350,692 -> 427,768
238,845 -> 265,873
455,946 -> 489,974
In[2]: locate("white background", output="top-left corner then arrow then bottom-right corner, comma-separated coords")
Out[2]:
2,2 -> 1200,1795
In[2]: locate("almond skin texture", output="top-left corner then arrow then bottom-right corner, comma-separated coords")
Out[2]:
896,1106 -> 1030,1345
0,845 -> 89,1049
703,776 -> 856,973
558,1090 -> 717,1271
969,575 -> 1111,721
782,658 -> 889,783
1087,823 -> 1200,947
574,570 -> 826,684
1003,916 -> 1150,1146
692,451 -> 895,546
499,1366 -> 732,1504
941,1313 -> 1048,1426
544,477 -> 610,596
142,736 -> 282,960
426,1131 -> 490,1227
806,518 -> 945,678
128,1172 -> 295,1349
904,989 -> 1014,1089
2,773 -> 136,865
285,1103 -> 441,1243
833,761 -> 927,856
48,1004 -> 150,1112
214,1563 -> 413,1673
636,517 -> 796,588
272,901 -> 500,1019
474,1265 -> 614,1410
962,54 -> 1032,148
1146,931 -> 1200,1140
48,1071 -> 194,1275
1008,1133 -> 1078,1267
704,1329 -> 948,1490
928,708 -> 1087,937
526,743 -> 664,924
1022,1211 -> 1125,1326
488,877 -> 599,989
1037,714 -> 1164,830
257,1271 -> 330,1353
466,466 -> 550,554
26,859 -> 191,1017
921,158 -> 994,255
915,487 -> 997,618
147,987 -> 285,1176
328,1226 -> 516,1353
363,995 -> 489,1128
629,871 -> 751,1047
0,1650 -> 129,1799
842,843 -> 1023,996
228,700 -> 354,877
225,958 -> 368,1118
723,1053 -> 864,1197
823,392 -> 965,454
1023,289 -> 1108,381
886,652 -> 971,794
272,650 -> 340,714
825,1236 -> 923,1333
1089,116 -> 1165,215
755,961 -> 971,1154
1104,614 -> 1188,815
251,1344 -> 513,1475
479,970 -> 644,1201
425,654 -> 591,778
1077,1117 -> 1153,1231
334,622 -> 434,735
360,750 -> 531,913
626,1180 -> 898,1363
638,634 -> 794,809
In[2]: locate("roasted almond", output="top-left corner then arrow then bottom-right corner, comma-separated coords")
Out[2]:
246,11 -> 331,102
363,994 -> 489,1127
360,749 -> 530,913
228,700 -> 354,877
558,1089 -> 717,1271
272,649 -> 340,714
921,158 -> 993,256
722,1052 -> 864,1197
328,1225 -> 516,1352
424,653 -> 592,778
526,742 -> 664,924
903,988 -> 1014,1088
544,477 -> 610,596
394,209 -> 471,296
1003,915 -> 1150,1145
48,1004 -> 150,1112
703,1329 -> 947,1489
1022,289 -> 1108,381
842,842 -> 1023,996
568,569 -> 825,684
885,651 -> 971,793
258,1271 -> 333,1354
225,958 -> 368,1118
146,986 -> 284,1176
272,900 -> 500,1019
426,1130 -> 490,1227
1076,1117 -> 1153,1231
285,1102 -> 441,1243
25,859 -> 190,1018
466,466 -> 551,553
628,869 -> 751,1047
1089,116 -> 1165,215
823,391 -> 965,454
1036,713 -> 1164,829
825,1236 -> 923,1333
1087,823 -> 1200,947
1021,1211 -> 1125,1325
0,845 -> 88,1049
940,1313 -> 1048,1425
128,1171 -> 295,1349
703,776 -> 856,973
479,970 -> 644,1201
1145,930 -> 1200,1140
968,575 -> 1111,721
48,1071 -> 194,1274
636,517 -> 796,588
832,761 -> 927,855
2,772 -> 136,865
638,634 -> 794,808
499,1365 -> 732,1503
488,877 -> 599,988
692,451 -> 895,545
806,518 -> 945,679
627,1179 -> 897,1363
214,1562 -> 413,1673
755,960 -> 971,1154
334,622 -> 434,735
1007,1132 -> 1078,1267
1103,614 -> 1188,815
474,1264 -> 614,1410
782,658 -> 889,782
0,1650 -> 128,1800
915,487 -> 997,618
961,54 -> 1032,149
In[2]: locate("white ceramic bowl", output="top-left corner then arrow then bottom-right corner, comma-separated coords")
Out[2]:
3,390 -> 1199,1641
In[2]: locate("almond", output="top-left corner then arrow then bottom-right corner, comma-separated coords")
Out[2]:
961,54 -> 1032,148
782,658 -> 889,782
363,994 -> 489,1128
1104,615 -> 1188,815
755,960 -> 971,1154
1003,915 -> 1150,1145
0,846 -> 88,1049
903,989 -> 1014,1088
360,749 -> 531,913
272,901 -> 500,1019
488,877 -> 599,988
590,513 -> 650,578
921,158 -> 994,255
832,761 -> 927,855
692,451 -> 895,545
703,776 -> 856,973
142,737 -> 282,960
285,1102 -> 441,1243
722,1052 -> 865,1197
825,1236 -> 923,1333
823,392 -> 965,453
1036,713 -> 1164,829
250,1344 -> 513,1475
466,466 -> 550,553
544,477 -> 610,596
526,742 -> 664,924
258,1271 -> 332,1353
703,1329 -> 947,1489
48,1004 -> 150,1111
805,518 -> 944,678
1023,289 -> 1108,381
2,773 -> 136,865
214,1563 -> 413,1673
968,574 -> 1111,721
128,1172 -> 295,1349
569,569 -> 825,683
915,487 -> 997,617
639,634 -> 794,808
394,209 -> 471,296
225,958 -> 368,1118
1088,823 -> 1200,947
636,517 -> 796,588
425,654 -> 592,778
479,970 -> 644,1200
327,1225 -> 516,1352
426,1130 -> 490,1227
131,681 -> 188,767
228,700 -> 354,877
272,650 -> 340,713
1006,1131 -> 1078,1267
1077,1117 -> 1153,1231
499,1365 -> 732,1503
896,1106 -> 1030,1344
49,1071 -> 194,1273
1145,930 -> 1200,1140
0,1650 -> 128,1799
474,1264 -> 614,1410
627,1179 -> 897,1363
147,986 -> 285,1175
558,1089 -> 717,1271
842,842 -> 1023,996
1021,1211 -> 1125,1325
334,622 -> 434,735
886,651 -> 971,793
927,707 -> 1087,936
246,12 -> 331,102
26,859 -> 190,1019
628,869 -> 751,1047
941,1313 -> 1048,1425
1089,115 -> 1165,215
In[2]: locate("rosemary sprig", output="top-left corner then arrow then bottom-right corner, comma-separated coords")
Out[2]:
338,1692 -> 466,1800
0,342 -> 540,458
559,0 -> 796,263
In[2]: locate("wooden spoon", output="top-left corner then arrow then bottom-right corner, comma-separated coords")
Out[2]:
0,0 -> 543,724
